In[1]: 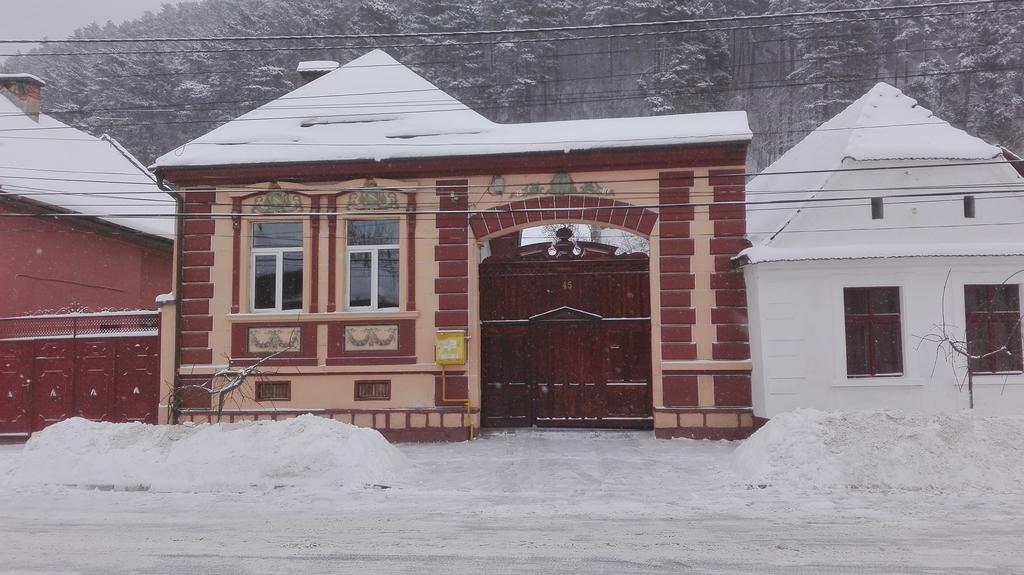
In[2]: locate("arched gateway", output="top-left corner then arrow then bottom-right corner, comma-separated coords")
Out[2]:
480,227 -> 652,428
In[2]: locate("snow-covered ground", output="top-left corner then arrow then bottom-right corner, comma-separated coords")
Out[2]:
0,424 -> 1022,574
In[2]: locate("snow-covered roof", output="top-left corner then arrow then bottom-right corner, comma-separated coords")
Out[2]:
740,243 -> 1024,264
0,95 -> 174,238
153,50 -> 751,170
296,60 -> 340,73
746,82 -> 1004,247
0,73 -> 45,86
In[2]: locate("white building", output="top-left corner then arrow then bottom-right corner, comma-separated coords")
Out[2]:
739,82 -> 1024,417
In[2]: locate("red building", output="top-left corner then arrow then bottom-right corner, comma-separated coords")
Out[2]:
0,74 -> 174,316
0,74 -> 173,439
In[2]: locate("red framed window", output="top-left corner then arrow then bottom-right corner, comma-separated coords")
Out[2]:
844,287 -> 903,377
255,381 -> 291,402
965,285 -> 1023,374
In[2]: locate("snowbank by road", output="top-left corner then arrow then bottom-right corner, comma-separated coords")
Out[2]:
732,409 -> 1024,491
4,415 -> 409,492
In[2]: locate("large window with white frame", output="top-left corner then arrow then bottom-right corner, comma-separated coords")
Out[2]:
251,221 -> 304,312
346,219 -> 400,311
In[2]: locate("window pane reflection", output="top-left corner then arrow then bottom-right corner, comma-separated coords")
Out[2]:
349,252 -> 372,308
378,249 -> 399,309
282,252 -> 303,310
253,222 -> 303,248
347,220 -> 398,246
254,255 -> 277,310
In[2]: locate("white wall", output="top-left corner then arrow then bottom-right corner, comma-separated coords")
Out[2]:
745,256 -> 1024,416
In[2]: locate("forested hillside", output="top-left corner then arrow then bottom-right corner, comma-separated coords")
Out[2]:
4,0 -> 1022,168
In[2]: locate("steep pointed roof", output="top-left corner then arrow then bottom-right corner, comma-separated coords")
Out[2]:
154,50 -> 750,169
0,95 -> 174,238
746,82 -> 1003,246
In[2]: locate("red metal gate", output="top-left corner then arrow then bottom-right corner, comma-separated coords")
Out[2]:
480,229 -> 652,429
0,313 -> 160,439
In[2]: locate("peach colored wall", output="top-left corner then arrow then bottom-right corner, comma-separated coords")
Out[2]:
164,164 -> 749,434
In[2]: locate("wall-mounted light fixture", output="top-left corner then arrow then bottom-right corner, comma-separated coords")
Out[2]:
488,175 -> 506,195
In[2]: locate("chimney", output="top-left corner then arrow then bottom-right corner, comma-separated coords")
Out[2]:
0,73 -> 45,122
296,61 -> 339,84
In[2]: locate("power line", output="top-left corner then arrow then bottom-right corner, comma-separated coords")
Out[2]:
2,63 -> 1021,137
5,4 -> 1019,58
1,35 -> 1015,103
2,0 -> 1009,44
2,186 -> 1022,221
4,34 -> 1022,121
6,195 -> 1024,241
6,172 -> 1024,209
3,157 -> 1022,197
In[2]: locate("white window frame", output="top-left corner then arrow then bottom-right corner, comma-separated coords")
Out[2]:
345,220 -> 400,312
251,221 -> 304,313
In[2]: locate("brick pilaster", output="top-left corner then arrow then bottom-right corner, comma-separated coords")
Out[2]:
708,169 -> 751,407
434,180 -> 469,331
179,190 -> 216,365
658,171 -> 696,362
434,180 -> 469,406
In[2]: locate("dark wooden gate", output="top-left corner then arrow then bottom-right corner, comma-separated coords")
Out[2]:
480,229 -> 652,429
0,313 -> 161,438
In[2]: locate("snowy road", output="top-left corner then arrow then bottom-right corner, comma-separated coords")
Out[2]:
1,429 -> 1022,574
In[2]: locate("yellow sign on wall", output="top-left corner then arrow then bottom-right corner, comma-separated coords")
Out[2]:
435,330 -> 467,365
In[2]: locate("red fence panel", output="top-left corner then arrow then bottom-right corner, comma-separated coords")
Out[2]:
73,340 -> 117,423
113,338 -> 160,423
33,340 -> 75,432
0,342 -> 32,436
0,313 -> 161,437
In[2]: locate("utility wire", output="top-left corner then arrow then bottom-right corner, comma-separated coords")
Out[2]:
2,63 -> 1021,136
6,173 -> 1024,207
4,34 -> 1015,86
3,186 -> 1023,220
1,0 -> 1009,44
5,35 -> 1024,121
0,33 -> 1011,107
4,4 -> 1019,58
7,200 -> 1024,241
3,158 -> 1022,194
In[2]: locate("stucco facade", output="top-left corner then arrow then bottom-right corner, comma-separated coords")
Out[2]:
745,257 -> 1024,417
153,50 -> 758,440
156,151 -> 760,440
740,83 -> 1024,419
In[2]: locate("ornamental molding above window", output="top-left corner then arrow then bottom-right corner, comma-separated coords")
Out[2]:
251,190 -> 304,213
508,173 -> 615,198
345,189 -> 401,211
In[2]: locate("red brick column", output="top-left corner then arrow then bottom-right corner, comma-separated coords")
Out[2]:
309,196 -> 320,313
327,196 -> 338,313
658,171 -> 696,363
708,169 -> 751,407
179,190 -> 216,366
434,179 -> 469,404
230,197 -> 242,314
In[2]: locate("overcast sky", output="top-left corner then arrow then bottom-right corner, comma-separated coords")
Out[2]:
1,0 -> 189,60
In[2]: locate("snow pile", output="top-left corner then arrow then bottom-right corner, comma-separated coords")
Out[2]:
5,415 -> 409,492
732,410 -> 1024,491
